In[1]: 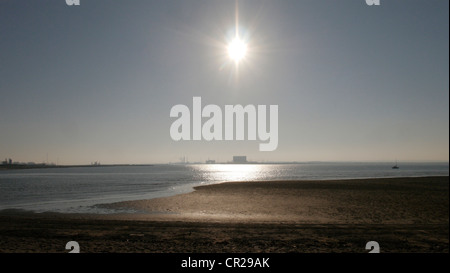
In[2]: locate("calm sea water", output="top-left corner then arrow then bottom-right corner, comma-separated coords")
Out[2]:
0,162 -> 448,213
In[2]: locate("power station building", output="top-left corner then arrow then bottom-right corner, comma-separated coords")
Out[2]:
232,156 -> 247,164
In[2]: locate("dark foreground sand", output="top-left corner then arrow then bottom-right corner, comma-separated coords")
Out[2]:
0,177 -> 448,253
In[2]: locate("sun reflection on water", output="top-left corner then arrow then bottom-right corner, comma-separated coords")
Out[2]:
191,164 -> 265,183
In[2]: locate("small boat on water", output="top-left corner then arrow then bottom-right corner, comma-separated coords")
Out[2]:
392,160 -> 399,169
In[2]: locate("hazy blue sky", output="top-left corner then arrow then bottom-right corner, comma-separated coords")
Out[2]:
0,0 -> 448,164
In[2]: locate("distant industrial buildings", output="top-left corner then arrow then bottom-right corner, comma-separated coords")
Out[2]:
174,155 -> 250,164
206,156 -> 248,164
232,156 -> 247,164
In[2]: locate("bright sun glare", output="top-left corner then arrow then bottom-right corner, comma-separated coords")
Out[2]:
228,37 -> 247,63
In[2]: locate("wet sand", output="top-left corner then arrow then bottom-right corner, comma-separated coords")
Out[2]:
0,176 -> 448,253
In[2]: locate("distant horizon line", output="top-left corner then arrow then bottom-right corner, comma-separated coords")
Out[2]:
1,160 -> 449,170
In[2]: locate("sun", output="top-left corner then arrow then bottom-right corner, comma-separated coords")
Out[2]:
227,37 -> 247,63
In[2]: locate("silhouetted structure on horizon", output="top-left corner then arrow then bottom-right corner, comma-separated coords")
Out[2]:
233,156 -> 247,164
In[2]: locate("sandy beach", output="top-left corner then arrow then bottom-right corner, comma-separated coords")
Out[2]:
0,176 -> 448,253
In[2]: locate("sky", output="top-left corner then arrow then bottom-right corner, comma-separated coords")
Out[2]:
0,0 -> 448,165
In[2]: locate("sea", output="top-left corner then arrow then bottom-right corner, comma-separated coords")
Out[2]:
0,162 -> 448,214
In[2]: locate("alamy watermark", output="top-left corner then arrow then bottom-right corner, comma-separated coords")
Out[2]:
170,97 -> 278,151
365,241 -> 380,253
65,241 -> 80,253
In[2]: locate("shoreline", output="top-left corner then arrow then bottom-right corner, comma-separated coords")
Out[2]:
99,176 -> 449,224
0,176 -> 448,253
1,174 -> 448,215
